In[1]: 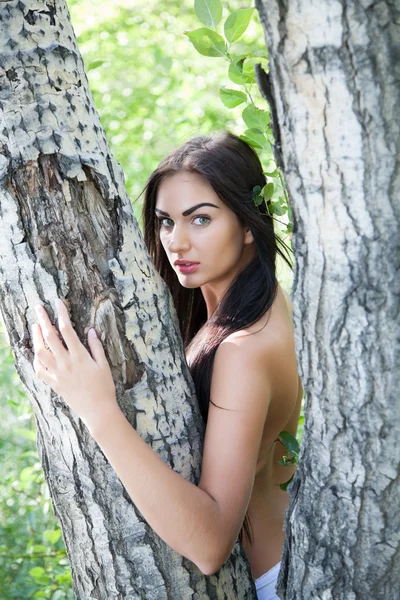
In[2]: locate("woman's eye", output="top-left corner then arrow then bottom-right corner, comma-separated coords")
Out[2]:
193,215 -> 210,226
160,218 -> 174,228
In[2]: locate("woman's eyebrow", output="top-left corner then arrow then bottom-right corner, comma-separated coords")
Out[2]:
154,203 -> 220,217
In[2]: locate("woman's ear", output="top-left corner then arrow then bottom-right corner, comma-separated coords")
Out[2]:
244,227 -> 254,245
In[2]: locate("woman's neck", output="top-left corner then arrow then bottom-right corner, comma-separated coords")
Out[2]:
201,245 -> 256,318
200,286 -> 222,320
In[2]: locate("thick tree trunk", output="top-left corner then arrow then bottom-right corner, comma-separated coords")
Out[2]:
256,1 -> 400,599
0,1 -> 256,598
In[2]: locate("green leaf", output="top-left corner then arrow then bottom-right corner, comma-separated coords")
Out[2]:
278,457 -> 296,467
240,135 -> 262,150
228,61 -> 245,85
227,54 -> 259,85
240,128 -> 269,150
87,59 -> 105,72
32,574 -> 51,586
185,28 -> 226,57
242,104 -> 270,132
20,466 -> 34,483
55,570 -> 72,585
219,87 -> 247,108
242,62 -> 256,83
280,474 -> 294,491
263,182 -> 275,201
194,0 -> 223,28
43,529 -> 62,545
224,8 -> 254,43
279,431 -> 300,456
29,567 -> 45,578
242,56 -> 267,83
230,53 -> 247,65
264,169 -> 279,177
31,544 -> 47,554
269,200 -> 287,216
252,185 -> 264,207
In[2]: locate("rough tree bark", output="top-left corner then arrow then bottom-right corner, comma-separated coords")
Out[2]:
256,1 -> 400,599
0,1 -> 257,598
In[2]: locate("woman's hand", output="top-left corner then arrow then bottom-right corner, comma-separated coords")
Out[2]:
32,298 -> 120,432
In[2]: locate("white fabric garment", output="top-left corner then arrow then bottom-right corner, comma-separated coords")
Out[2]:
254,562 -> 281,600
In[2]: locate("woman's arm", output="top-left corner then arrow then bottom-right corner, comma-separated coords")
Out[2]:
32,300 -> 271,574
89,409 -> 222,574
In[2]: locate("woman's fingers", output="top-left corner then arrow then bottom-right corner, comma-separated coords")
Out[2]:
55,298 -> 83,354
32,324 -> 58,385
33,356 -> 58,388
87,327 -> 108,368
35,304 -> 68,360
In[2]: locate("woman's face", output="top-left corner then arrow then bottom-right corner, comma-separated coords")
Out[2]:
155,172 -> 254,295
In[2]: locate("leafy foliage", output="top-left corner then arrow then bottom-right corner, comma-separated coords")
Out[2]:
185,0 -> 293,234
0,330 -> 73,598
278,430 -> 302,491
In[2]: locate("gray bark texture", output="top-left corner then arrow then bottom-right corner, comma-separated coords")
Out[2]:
256,1 -> 400,599
0,1 -> 257,598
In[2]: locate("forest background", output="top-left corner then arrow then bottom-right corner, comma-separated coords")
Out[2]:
0,0 -> 295,597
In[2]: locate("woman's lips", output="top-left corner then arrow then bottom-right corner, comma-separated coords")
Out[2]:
176,263 -> 200,274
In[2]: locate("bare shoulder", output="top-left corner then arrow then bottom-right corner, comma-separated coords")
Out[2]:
217,324 -> 274,365
217,315 -> 280,370
219,286 -> 295,360
214,286 -> 297,405
211,325 -> 274,414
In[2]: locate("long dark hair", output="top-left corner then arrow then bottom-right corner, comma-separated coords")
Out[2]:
143,132 -> 292,544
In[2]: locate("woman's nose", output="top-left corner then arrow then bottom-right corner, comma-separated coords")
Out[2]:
168,225 -> 190,253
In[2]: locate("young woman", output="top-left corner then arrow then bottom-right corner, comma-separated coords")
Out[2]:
32,132 -> 302,600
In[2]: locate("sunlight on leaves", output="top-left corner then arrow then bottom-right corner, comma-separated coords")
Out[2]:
224,8 -> 254,43
194,0 -> 223,28
185,27 -> 227,57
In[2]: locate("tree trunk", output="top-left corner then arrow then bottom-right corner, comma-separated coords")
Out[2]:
0,1 -> 256,598
256,1 -> 400,599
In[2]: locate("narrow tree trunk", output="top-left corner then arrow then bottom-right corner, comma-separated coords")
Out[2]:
0,1 -> 256,597
256,1 -> 400,599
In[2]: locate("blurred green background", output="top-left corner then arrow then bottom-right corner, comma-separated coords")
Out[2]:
0,1 -> 278,598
